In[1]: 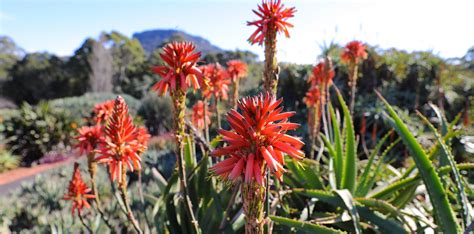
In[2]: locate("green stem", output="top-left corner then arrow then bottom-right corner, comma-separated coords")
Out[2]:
173,90 -> 201,233
263,28 -> 278,95
242,181 -> 266,234
232,78 -> 240,108
87,153 -> 113,230
78,211 -> 93,233
119,164 -> 142,234
349,62 -> 358,115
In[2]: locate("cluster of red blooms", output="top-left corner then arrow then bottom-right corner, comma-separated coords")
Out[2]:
68,97 -> 150,215
200,63 -> 231,101
211,93 -> 304,184
93,100 -> 115,124
151,42 -> 204,96
95,96 -> 150,183
75,125 -> 103,155
304,59 -> 334,107
63,163 -> 96,215
191,101 -> 211,130
341,40 -> 368,64
226,60 -> 248,82
247,0 -> 296,45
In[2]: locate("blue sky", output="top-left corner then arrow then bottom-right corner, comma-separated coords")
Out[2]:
1,0 -> 473,64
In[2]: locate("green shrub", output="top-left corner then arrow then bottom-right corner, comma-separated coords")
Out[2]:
2,102 -> 76,165
49,92 -> 140,119
138,93 -> 172,135
0,150 -> 20,173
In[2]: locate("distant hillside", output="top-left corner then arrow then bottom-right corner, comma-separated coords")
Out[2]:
132,29 -> 224,55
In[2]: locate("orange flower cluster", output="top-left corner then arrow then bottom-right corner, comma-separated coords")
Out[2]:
309,59 -> 335,88
341,40 -> 368,64
151,42 -> 204,96
226,60 -> 248,82
200,63 -> 231,101
303,86 -> 321,108
191,101 -> 211,130
247,0 -> 296,45
211,93 -> 304,184
75,125 -> 104,155
95,96 -> 150,183
305,59 -> 334,107
63,163 -> 95,215
93,100 -> 115,124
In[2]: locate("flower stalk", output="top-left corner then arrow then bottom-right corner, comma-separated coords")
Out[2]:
263,28 -> 278,95
173,89 -> 201,233
242,181 -> 266,234
118,164 -> 142,234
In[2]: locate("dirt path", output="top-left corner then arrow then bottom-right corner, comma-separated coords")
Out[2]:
0,157 -> 76,196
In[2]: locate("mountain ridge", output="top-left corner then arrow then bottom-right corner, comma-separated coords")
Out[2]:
132,29 -> 224,55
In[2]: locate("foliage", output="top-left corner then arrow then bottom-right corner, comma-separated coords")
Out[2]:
49,92 -> 140,120
137,93 -> 173,135
2,53 -> 85,104
2,102 -> 76,165
0,150 -> 20,173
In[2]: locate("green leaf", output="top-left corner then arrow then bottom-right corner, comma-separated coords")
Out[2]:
334,189 -> 361,234
270,215 -> 345,233
328,103 -> 344,189
376,91 -> 461,233
360,138 -> 401,197
357,206 -> 408,234
417,111 -> 472,228
335,89 -> 357,193
356,131 -> 392,197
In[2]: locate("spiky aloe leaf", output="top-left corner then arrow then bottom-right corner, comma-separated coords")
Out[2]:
376,91 -> 460,233
360,138 -> 401,197
417,111 -> 472,228
357,206 -> 407,234
270,215 -> 345,233
356,131 -> 392,197
329,103 -> 344,188
334,189 -> 362,234
335,89 -> 357,193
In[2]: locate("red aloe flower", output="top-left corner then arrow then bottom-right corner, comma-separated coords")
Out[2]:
247,0 -> 296,45
309,59 -> 335,87
191,101 -> 211,130
75,125 -> 104,155
211,93 -> 304,183
151,42 -> 204,96
227,60 -> 248,82
136,126 -> 151,154
200,64 -> 231,100
303,86 -> 321,107
95,96 -> 146,183
93,100 -> 115,124
63,163 -> 95,215
341,40 -> 368,64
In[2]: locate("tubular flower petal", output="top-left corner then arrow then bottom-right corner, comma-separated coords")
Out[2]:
226,60 -> 248,82
63,163 -> 95,216
247,0 -> 296,45
191,101 -> 211,130
93,100 -> 115,124
95,96 -> 148,183
200,63 -> 231,100
341,40 -> 368,64
151,42 -> 204,96
308,59 -> 335,88
75,125 -> 104,155
304,86 -> 321,107
211,93 -> 304,184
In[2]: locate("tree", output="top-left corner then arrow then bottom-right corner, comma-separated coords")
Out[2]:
2,53 -> 72,104
88,35 -> 113,92
0,36 -> 24,80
